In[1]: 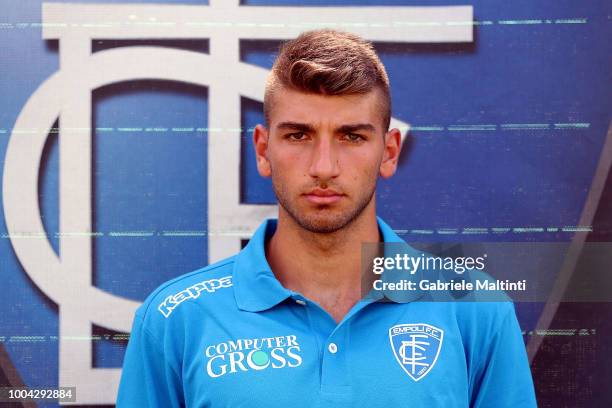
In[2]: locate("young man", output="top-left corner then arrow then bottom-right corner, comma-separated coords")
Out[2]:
117,30 -> 537,407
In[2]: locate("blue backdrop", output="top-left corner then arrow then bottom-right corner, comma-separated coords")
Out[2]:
1,0 -> 610,406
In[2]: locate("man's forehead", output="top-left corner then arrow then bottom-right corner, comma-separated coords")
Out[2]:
269,87 -> 384,131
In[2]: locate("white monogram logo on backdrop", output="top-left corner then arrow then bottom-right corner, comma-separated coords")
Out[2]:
2,1 -> 472,404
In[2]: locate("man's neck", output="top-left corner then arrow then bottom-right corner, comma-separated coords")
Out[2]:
266,202 -> 381,323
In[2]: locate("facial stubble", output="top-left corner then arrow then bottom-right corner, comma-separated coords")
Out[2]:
270,164 -> 378,234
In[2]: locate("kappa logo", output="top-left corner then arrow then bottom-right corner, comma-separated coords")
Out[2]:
389,323 -> 444,381
158,275 -> 232,318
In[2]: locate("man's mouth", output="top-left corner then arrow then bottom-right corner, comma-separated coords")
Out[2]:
303,188 -> 344,205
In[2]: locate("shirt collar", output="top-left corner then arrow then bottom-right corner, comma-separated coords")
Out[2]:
233,217 -> 422,312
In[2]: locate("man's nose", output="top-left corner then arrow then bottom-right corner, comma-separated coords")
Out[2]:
308,136 -> 340,181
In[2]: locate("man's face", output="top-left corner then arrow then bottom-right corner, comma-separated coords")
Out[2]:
254,87 -> 400,234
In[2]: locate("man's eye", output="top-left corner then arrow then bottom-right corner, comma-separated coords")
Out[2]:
344,133 -> 365,142
287,132 -> 307,141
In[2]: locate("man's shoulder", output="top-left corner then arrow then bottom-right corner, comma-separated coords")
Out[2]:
452,298 -> 518,342
135,255 -> 238,326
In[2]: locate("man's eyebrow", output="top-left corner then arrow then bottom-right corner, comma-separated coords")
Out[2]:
276,122 -> 315,132
276,122 -> 377,134
335,123 -> 377,134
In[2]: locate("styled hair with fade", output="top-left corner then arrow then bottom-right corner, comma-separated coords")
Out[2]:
263,29 -> 391,131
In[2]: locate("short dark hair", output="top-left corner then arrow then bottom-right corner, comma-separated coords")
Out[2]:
264,29 -> 391,131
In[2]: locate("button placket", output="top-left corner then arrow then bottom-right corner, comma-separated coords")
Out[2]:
320,325 -> 351,405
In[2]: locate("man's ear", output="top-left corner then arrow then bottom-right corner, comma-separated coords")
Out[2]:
380,128 -> 401,179
253,124 -> 271,177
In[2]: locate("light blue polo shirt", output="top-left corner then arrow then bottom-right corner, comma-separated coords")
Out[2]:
116,218 -> 537,407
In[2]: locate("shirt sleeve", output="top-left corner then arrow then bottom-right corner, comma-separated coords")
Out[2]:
116,312 -> 184,407
470,304 -> 538,408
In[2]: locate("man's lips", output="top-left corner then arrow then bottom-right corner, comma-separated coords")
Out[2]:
303,189 -> 344,205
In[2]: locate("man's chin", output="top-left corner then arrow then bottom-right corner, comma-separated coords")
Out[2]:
293,212 -> 353,234
276,190 -> 375,234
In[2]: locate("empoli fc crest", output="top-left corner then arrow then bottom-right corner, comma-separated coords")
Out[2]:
389,323 -> 444,381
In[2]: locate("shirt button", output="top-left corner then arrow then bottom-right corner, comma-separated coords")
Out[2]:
328,343 -> 338,354
295,299 -> 306,306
